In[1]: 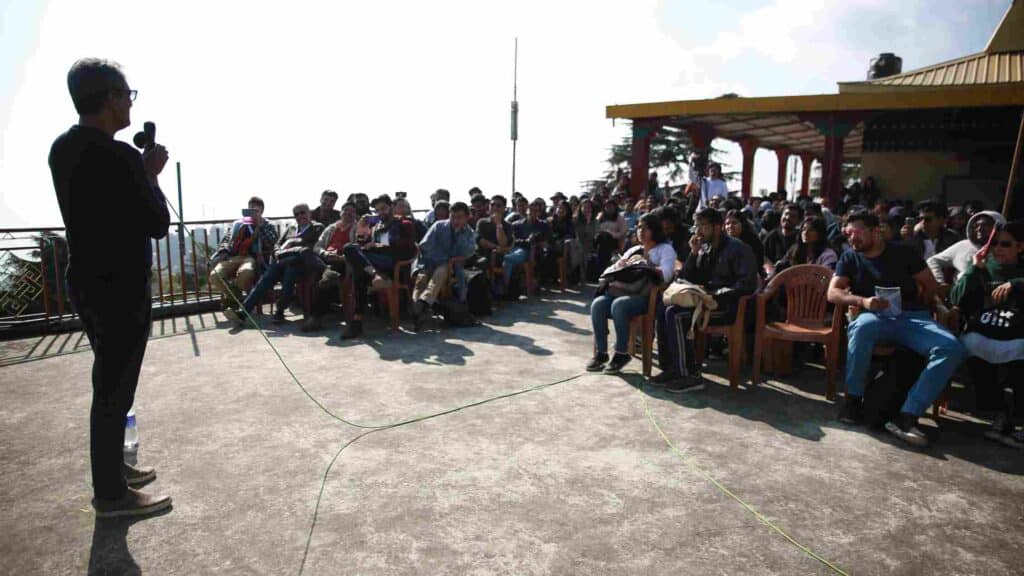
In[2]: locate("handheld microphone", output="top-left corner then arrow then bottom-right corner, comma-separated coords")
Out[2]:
133,121 -> 157,152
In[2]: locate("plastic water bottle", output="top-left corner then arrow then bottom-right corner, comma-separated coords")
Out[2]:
124,406 -> 139,463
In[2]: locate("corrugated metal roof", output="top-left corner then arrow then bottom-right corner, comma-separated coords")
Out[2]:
845,51 -> 1023,90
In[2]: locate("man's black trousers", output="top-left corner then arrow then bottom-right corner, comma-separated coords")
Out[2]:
70,270 -> 152,501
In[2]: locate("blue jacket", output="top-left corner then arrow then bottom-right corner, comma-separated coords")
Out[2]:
416,219 -> 477,300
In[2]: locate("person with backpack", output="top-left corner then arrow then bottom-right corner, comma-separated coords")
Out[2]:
587,211 -> 676,375
411,202 -> 477,331
949,220 -> 1024,449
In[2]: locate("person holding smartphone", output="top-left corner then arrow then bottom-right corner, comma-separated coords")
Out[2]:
209,197 -> 274,309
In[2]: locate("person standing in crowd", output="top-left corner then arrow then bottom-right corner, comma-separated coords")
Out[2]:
310,189 -> 340,226
341,194 -> 417,338
929,210 -> 1005,294
698,162 -> 728,210
49,58 -> 172,517
828,211 -> 965,448
225,203 -> 325,326
906,198 -> 961,260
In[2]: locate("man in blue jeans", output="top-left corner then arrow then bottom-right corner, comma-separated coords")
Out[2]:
502,199 -> 550,299
827,210 -> 966,447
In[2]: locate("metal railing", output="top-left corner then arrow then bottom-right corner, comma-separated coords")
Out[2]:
1,209 -> 432,335
0,217 -> 295,333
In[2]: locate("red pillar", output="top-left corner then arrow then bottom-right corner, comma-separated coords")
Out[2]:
799,152 -> 815,195
739,138 -> 757,200
822,135 -> 845,209
629,121 -> 657,200
774,148 -> 790,196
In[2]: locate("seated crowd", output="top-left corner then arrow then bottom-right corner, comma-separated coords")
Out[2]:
208,172 -> 1022,451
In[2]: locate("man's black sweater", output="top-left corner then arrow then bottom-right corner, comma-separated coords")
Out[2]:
49,125 -> 170,281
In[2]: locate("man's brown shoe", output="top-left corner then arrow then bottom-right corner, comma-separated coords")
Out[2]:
93,488 -> 172,519
124,463 -> 156,487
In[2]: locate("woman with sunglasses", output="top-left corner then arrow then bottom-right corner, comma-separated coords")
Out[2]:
950,220 -> 1024,449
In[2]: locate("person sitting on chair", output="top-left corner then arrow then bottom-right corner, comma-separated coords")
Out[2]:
652,208 -> 758,393
340,194 -> 417,339
411,201 -> 478,330
224,203 -> 324,326
209,196 -> 275,310
587,211 -> 676,375
827,210 -> 966,448
501,199 -> 550,299
303,201 -> 358,331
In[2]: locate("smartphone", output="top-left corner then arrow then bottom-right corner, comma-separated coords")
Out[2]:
242,208 -> 257,218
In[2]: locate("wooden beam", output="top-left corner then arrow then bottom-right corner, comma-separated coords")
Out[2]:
606,84 -> 1024,120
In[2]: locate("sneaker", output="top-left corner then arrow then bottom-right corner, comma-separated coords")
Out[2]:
885,412 -> 930,448
648,370 -> 682,386
984,413 -> 1011,442
586,353 -> 609,372
93,488 -> 172,519
665,374 -> 705,394
340,320 -> 363,340
602,353 -> 631,375
837,395 -> 864,425
223,308 -> 244,327
124,463 -> 156,487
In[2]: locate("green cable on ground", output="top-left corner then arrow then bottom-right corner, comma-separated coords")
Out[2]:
634,384 -> 850,576
167,210 -> 849,575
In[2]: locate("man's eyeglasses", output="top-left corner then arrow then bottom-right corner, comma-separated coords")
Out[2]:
112,89 -> 138,102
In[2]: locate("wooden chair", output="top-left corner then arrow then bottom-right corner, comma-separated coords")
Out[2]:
694,294 -> 752,390
627,286 -> 665,377
489,245 -> 536,299
752,264 -> 844,400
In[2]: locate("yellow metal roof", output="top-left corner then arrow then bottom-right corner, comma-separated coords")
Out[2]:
839,51 -> 1023,93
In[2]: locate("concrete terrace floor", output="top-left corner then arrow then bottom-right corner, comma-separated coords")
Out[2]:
1,289 -> 1023,576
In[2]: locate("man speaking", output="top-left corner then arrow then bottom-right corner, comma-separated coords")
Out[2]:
48,59 -> 172,518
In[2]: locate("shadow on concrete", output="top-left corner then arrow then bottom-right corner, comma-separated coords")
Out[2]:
485,295 -> 592,337
87,507 -> 172,575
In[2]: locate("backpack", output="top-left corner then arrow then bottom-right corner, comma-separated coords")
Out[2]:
662,280 -> 719,338
441,300 -> 478,327
466,270 -> 492,317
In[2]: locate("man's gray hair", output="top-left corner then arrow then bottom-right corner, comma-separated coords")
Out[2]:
67,58 -> 126,115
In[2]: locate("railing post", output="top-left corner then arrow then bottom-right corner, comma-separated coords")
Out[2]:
39,236 -> 51,321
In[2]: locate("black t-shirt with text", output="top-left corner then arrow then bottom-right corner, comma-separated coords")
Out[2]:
834,242 -> 928,310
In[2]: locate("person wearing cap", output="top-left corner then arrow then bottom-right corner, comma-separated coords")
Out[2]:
340,194 -> 417,338
550,192 -> 567,213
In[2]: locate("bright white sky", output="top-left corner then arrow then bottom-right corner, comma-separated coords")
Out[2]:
0,0 -> 1007,227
